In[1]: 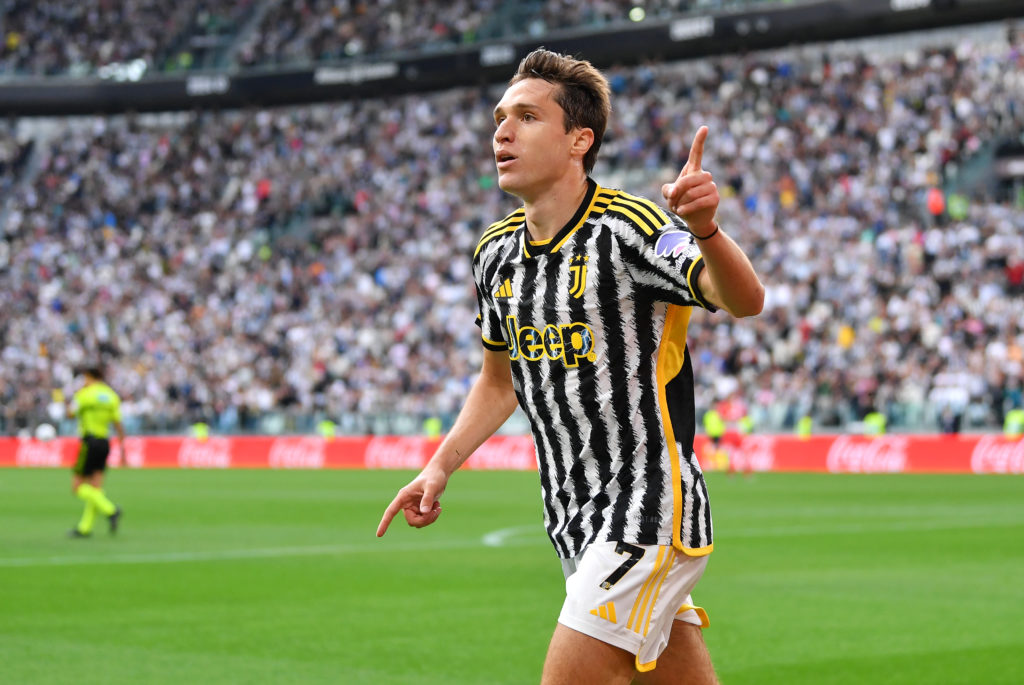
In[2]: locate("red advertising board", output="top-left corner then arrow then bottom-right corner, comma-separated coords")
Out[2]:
1,434 -> 1022,474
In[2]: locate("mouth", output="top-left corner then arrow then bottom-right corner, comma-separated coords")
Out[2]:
495,152 -> 517,169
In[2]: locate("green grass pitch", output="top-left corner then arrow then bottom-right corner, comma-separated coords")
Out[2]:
1,468 -> 1021,684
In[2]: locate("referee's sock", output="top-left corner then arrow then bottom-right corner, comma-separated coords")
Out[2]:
76,483 -> 117,517
76,500 -> 97,535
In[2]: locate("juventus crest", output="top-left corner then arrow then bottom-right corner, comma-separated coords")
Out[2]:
569,255 -> 589,299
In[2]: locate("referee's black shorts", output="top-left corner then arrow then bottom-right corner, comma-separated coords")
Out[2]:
73,436 -> 110,476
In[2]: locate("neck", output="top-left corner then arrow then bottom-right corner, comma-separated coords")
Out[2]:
523,173 -> 589,242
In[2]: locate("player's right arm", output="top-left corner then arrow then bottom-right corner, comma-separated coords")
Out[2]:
376,349 -> 517,537
662,126 -> 764,317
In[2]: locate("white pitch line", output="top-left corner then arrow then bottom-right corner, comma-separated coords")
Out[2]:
0,539 -> 465,569
2,517 -> 1018,568
481,524 -> 543,548
0,528 -> 548,569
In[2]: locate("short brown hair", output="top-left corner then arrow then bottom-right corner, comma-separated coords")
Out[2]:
510,49 -> 611,174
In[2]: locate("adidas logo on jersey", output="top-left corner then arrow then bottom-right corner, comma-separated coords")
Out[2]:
590,602 -> 617,623
494,278 -> 514,299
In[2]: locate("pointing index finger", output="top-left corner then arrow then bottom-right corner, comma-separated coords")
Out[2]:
686,126 -> 709,174
376,495 -> 404,537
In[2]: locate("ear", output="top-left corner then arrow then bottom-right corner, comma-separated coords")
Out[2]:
571,127 -> 595,159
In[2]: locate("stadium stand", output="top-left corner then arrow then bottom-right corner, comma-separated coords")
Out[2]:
1,0 -> 810,77
0,0 -> 256,77
0,6 -> 1022,437
236,0 -> 801,67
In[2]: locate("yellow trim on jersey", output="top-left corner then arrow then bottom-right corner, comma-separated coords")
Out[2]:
594,191 -> 616,206
479,215 -> 523,246
521,187 -> 616,258
483,208 -> 525,234
585,190 -> 615,222
685,254 -> 703,293
614,192 -> 671,230
621,191 -> 671,218
685,254 -> 714,310
656,304 -> 712,556
681,542 -> 713,556
476,210 -> 525,257
606,201 -> 656,236
475,225 -> 520,258
550,183 -> 606,253
675,603 -> 711,628
481,334 -> 507,348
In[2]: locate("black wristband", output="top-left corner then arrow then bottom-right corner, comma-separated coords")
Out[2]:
692,224 -> 719,240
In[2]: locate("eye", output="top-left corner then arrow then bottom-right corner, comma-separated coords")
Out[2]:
523,113 -> 535,121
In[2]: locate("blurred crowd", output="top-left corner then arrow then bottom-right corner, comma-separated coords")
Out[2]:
2,0 -> 782,77
1,0 -> 253,77
1,0 -> 199,77
237,0 -> 757,67
237,0 -> 508,66
2,23 -> 1023,436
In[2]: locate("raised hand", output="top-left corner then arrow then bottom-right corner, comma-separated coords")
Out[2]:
661,126 -> 719,237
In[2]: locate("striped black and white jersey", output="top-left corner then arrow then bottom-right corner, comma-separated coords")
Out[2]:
473,178 -> 717,560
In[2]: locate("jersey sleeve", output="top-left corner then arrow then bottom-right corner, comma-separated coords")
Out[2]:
70,388 -> 87,415
473,253 -> 509,352
622,212 -> 716,311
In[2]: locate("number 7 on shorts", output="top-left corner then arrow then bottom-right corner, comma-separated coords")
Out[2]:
599,542 -> 645,590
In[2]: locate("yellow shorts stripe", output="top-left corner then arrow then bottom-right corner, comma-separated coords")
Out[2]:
626,546 -> 664,631
642,550 -> 676,636
628,546 -> 671,633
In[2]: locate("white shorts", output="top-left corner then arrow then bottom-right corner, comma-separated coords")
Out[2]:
558,541 -> 710,672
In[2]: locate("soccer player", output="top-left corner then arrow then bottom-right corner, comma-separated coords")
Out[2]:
66,366 -> 125,538
378,49 -> 764,684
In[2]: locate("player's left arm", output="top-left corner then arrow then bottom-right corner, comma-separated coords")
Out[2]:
662,126 -> 764,318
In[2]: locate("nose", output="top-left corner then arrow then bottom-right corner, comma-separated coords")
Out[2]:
494,119 -> 513,144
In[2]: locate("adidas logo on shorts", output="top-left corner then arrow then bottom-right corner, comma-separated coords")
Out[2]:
589,601 -> 617,623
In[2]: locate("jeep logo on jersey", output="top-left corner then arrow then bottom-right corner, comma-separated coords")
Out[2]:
654,230 -> 692,258
505,315 -> 597,367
